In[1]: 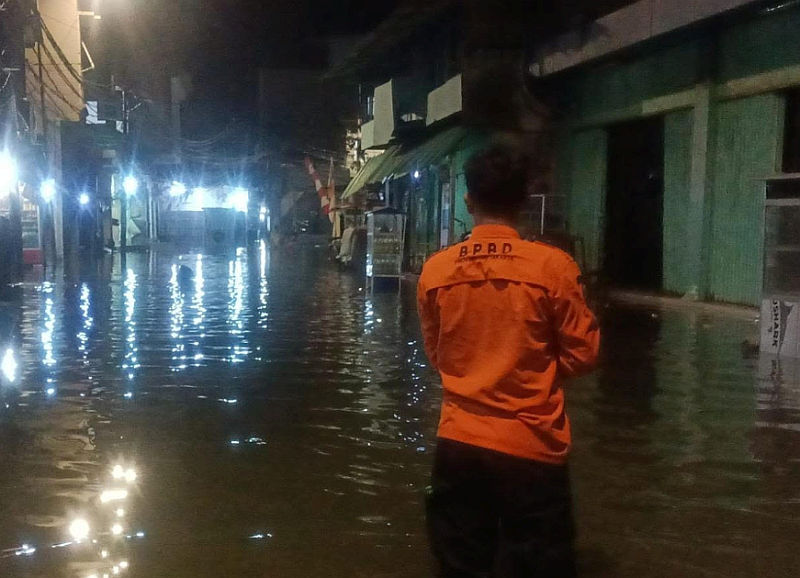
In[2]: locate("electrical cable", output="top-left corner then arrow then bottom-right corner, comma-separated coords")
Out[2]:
26,59 -> 83,115
40,42 -> 84,101
38,16 -> 83,85
26,58 -> 82,113
37,14 -> 112,91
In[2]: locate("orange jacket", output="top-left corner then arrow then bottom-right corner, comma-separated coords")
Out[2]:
417,224 -> 600,464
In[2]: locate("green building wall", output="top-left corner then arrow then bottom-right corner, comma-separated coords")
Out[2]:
452,132 -> 489,237
558,5 -> 800,305
662,110 -> 694,295
403,130 -> 488,271
707,94 -> 784,304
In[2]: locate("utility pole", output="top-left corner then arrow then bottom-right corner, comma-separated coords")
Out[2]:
120,88 -> 128,253
35,1 -> 47,142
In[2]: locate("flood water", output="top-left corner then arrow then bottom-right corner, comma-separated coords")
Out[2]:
0,241 -> 798,577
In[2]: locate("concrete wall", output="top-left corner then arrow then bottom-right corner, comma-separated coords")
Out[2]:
557,4 -> 800,305
533,0 -> 759,77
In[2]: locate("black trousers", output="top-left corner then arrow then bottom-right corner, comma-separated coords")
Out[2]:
427,438 -> 577,578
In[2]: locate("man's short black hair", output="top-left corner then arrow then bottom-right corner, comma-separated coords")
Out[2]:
464,143 -> 528,219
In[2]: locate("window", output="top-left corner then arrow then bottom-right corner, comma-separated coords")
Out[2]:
783,89 -> 800,173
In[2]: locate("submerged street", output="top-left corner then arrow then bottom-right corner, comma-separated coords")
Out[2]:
0,242 -> 797,577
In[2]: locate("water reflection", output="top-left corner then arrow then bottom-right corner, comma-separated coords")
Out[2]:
75,283 -> 94,394
1,246 -> 799,576
257,241 -> 269,330
227,248 -> 249,364
41,282 -> 57,368
169,263 -> 187,371
122,269 -> 139,387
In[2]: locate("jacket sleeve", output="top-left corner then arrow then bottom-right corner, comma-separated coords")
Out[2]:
549,255 -> 600,378
416,275 -> 440,371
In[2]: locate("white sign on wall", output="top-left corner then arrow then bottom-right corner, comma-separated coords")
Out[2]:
761,299 -> 800,358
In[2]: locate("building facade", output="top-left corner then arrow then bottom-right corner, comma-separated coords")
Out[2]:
338,0 -> 555,273
541,0 -> 800,306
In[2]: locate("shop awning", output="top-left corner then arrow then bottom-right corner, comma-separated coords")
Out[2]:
342,125 -> 477,199
342,146 -> 403,200
393,125 -> 473,176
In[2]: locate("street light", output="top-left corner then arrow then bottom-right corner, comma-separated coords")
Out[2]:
0,151 -> 17,194
123,176 -> 138,197
40,179 -> 56,203
79,192 -> 90,206
169,181 -> 186,197
192,187 -> 206,211
1,348 -> 17,383
230,188 -> 249,213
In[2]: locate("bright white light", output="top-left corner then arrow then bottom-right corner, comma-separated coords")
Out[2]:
100,489 -> 128,503
101,549 -> 109,559
69,518 -> 90,541
112,566 -> 120,575
111,523 -> 123,536
41,179 -> 56,203
413,170 -> 421,180
169,181 -> 186,197
46,387 -> 56,396
0,151 -> 17,192
122,176 -> 138,197
119,560 -> 129,570
115,508 -> 125,518
79,193 -> 90,206
229,188 -> 249,213
191,187 -> 206,211
1,349 -> 17,383
111,465 -> 125,480
124,468 -> 137,483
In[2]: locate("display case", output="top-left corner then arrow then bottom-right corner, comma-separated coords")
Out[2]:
366,207 -> 406,291
21,198 -> 41,250
760,177 -> 800,357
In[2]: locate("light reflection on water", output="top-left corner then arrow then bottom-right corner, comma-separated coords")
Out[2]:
122,269 -> 139,386
0,245 -> 798,576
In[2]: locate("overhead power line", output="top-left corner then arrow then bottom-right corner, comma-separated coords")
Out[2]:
26,59 -> 83,115
40,42 -> 84,101
38,16 -> 83,86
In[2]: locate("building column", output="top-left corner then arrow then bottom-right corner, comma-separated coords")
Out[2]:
687,83 -> 711,298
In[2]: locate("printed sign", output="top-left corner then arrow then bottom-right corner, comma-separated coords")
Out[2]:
761,299 -> 800,358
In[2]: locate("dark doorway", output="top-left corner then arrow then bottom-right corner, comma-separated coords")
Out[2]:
605,117 -> 664,290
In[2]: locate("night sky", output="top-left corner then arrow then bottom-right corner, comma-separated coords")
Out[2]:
93,0 -> 399,108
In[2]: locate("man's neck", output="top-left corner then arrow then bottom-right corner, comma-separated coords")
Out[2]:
472,214 -> 518,229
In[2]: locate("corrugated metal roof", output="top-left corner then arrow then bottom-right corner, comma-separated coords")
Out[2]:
342,146 -> 402,199
342,125 -> 476,199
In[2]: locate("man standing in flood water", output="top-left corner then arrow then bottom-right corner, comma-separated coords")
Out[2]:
417,144 -> 600,577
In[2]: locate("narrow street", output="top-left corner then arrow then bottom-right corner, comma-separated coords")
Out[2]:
0,242 -> 797,577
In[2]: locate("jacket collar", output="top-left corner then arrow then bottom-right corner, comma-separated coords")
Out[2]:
471,224 -> 521,239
